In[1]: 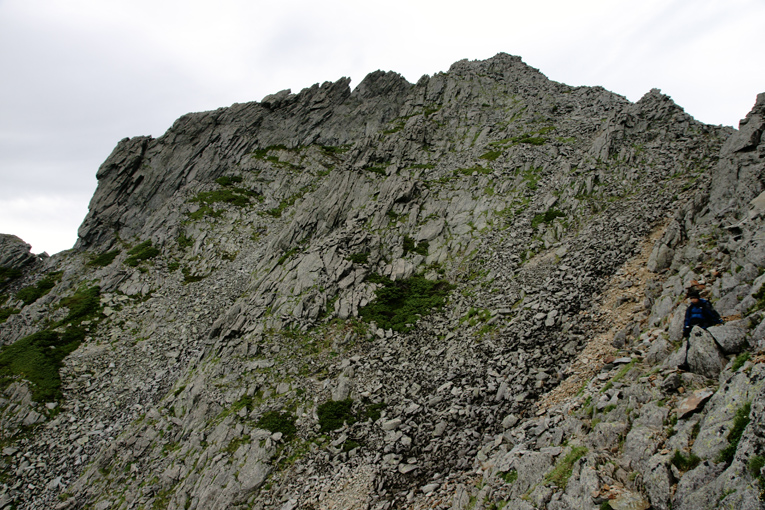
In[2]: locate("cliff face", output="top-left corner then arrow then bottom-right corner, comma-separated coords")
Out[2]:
1,54 -> 764,510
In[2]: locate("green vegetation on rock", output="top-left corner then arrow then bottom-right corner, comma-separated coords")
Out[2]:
215,175 -> 243,186
363,401 -> 387,422
182,266 -> 208,284
531,208 -> 565,229
60,285 -> 101,324
545,446 -> 587,489
177,232 -> 194,249
359,274 -> 454,332
479,150 -> 503,161
0,307 -> 21,323
0,327 -> 86,401
499,469 -> 518,484
731,351 -> 750,372
192,188 -> 260,209
0,267 -> 22,287
252,144 -> 289,160
15,273 -> 60,305
125,241 -> 160,267
672,450 -> 701,471
87,250 -> 120,267
266,189 -> 308,218
347,252 -> 369,264
0,285 -> 100,402
317,398 -> 355,432
718,402 -> 752,464
402,235 -> 428,256
748,455 -> 765,491
257,410 -> 297,440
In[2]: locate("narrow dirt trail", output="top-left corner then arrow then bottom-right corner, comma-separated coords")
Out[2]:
536,222 -> 669,412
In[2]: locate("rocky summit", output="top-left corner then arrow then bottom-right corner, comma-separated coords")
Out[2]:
1,53 -> 764,510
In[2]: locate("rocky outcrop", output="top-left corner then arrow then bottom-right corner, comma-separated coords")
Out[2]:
0,234 -> 38,270
1,53 -> 764,510
75,71 -> 412,250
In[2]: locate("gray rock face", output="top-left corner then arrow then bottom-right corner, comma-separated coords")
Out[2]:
643,454 -> 674,510
2,53 -> 765,510
76,72 -> 412,250
709,92 -> 765,220
0,234 -> 37,269
706,323 -> 748,354
686,327 -> 727,378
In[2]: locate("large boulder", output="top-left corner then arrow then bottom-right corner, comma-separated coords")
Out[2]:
0,234 -> 37,270
687,328 -> 727,379
706,322 -> 748,355
643,454 -> 674,510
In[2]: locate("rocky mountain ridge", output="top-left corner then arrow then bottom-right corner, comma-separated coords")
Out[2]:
1,53 -> 764,509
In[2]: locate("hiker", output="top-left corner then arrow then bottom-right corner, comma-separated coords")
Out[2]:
682,287 -> 723,338
679,287 -> 723,370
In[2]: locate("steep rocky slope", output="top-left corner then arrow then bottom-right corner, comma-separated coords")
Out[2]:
0,53 -> 763,510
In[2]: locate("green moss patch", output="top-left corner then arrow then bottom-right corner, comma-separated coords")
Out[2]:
125,241 -> 160,267
182,267 -> 208,284
15,273 -> 60,306
347,253 -> 369,264
266,189 -> 308,218
718,402 -> 752,464
363,402 -> 387,422
252,145 -> 289,159
731,352 -> 750,372
545,446 -> 587,489
59,286 -> 101,324
0,308 -> 21,323
88,250 -> 120,267
750,285 -> 765,313
365,165 -> 388,176
402,236 -> 428,256
192,188 -> 260,209
87,250 -> 120,267
359,274 -> 454,332
257,411 -> 297,440
672,450 -> 701,471
499,469 -> 518,484
479,150 -> 503,161
215,175 -> 243,186
318,399 -> 355,432
188,182 -> 261,220
320,145 -> 351,156
0,325 -> 88,401
0,267 -> 22,287
531,208 -> 566,229
177,232 -> 194,249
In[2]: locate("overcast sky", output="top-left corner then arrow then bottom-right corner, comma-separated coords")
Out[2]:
1,0 -> 763,255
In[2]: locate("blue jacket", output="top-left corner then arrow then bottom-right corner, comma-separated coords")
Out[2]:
683,299 -> 722,337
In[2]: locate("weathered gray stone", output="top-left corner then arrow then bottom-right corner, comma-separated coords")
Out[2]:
622,426 -> 660,472
586,422 -> 630,451
706,323 -> 748,355
0,234 -> 38,269
647,243 -> 674,273
643,454 -> 674,510
672,461 -> 726,510
686,328 -> 727,378
676,389 -> 714,419
692,365 -> 765,460
3,53 -> 764,510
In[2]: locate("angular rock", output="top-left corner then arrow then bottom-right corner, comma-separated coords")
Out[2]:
676,389 -> 714,419
706,323 -> 748,355
686,328 -> 727,378
0,234 -> 37,270
643,454 -> 674,510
